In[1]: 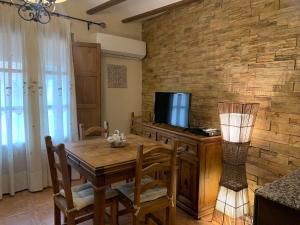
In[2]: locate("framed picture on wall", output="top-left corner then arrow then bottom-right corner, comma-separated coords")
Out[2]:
107,64 -> 127,88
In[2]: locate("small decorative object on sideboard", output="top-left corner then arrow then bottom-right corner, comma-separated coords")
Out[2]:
107,130 -> 127,148
186,127 -> 221,137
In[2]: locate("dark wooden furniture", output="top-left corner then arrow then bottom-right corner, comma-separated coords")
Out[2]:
142,122 -> 222,219
72,42 -> 101,130
117,143 -> 178,225
64,134 -> 171,225
253,169 -> 300,225
79,121 -> 109,140
45,136 -> 119,225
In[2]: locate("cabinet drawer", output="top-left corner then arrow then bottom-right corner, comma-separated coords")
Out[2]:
178,140 -> 198,156
143,128 -> 156,140
157,132 -> 174,145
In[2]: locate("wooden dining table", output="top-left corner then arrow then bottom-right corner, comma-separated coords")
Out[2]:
65,134 -> 174,225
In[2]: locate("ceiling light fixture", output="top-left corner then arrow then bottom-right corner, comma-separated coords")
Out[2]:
11,0 -> 67,24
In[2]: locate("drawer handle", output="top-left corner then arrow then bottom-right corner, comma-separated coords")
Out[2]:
183,145 -> 189,151
148,133 -> 152,138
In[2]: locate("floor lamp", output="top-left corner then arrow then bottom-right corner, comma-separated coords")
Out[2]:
212,102 -> 259,225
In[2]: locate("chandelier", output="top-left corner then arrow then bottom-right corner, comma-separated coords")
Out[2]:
11,0 -> 67,24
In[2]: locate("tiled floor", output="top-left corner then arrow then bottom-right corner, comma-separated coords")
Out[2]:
0,188 -> 215,225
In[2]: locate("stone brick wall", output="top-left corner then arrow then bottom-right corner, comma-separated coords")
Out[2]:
142,0 -> 300,190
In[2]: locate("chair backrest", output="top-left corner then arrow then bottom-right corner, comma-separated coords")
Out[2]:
130,112 -> 143,135
45,136 -> 74,211
134,141 -> 177,207
79,121 -> 109,140
130,112 -> 153,135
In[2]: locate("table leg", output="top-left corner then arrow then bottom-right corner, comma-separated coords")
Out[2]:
93,185 -> 106,225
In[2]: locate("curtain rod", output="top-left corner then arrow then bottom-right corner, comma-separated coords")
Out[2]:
0,0 -> 106,29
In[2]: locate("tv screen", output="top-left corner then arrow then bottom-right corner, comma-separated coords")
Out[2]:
154,92 -> 191,128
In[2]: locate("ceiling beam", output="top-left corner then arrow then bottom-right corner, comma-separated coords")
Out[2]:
87,0 -> 127,15
122,0 -> 201,23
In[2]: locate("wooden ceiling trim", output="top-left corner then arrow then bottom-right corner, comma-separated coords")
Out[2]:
87,0 -> 127,15
122,0 -> 201,23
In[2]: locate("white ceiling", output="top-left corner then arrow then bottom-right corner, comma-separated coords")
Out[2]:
78,0 -> 182,20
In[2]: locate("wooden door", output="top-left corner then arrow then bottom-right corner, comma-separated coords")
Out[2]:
72,42 -> 101,129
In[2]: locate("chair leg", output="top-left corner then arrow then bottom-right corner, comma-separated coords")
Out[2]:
133,214 -> 138,225
110,199 -> 118,225
145,213 -> 164,225
67,215 -> 76,225
171,205 -> 176,225
54,204 -> 61,225
166,207 -> 170,225
63,214 -> 67,225
145,214 -> 150,225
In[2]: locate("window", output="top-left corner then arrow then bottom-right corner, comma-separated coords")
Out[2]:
0,60 -> 25,145
0,57 -> 71,145
40,32 -> 73,143
45,64 -> 70,141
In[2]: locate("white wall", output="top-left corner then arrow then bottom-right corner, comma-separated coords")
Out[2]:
101,55 -> 142,134
56,1 -> 143,134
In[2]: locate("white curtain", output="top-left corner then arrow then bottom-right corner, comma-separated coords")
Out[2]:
0,4 -> 78,199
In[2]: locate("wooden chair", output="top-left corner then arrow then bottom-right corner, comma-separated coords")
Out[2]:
78,121 -> 109,183
45,136 -> 119,225
130,112 -> 152,135
116,142 -> 177,225
130,112 -> 143,135
79,121 -> 109,140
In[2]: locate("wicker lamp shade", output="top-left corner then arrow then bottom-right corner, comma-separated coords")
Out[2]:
218,103 -> 259,143
213,102 -> 259,225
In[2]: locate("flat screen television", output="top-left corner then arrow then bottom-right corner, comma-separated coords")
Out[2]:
154,92 -> 191,128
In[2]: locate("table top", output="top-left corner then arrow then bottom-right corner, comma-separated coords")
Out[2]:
65,134 -> 166,170
256,169 -> 300,211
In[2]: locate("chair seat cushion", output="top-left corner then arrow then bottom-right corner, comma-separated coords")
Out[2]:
59,182 -> 118,210
116,177 -> 167,203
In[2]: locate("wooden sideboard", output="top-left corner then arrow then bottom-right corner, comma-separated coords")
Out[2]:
142,123 -> 222,219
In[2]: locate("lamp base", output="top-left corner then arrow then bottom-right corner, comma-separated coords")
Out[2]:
213,210 -> 252,225
212,186 -> 252,225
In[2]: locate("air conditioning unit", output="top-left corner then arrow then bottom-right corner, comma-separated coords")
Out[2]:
96,33 -> 146,59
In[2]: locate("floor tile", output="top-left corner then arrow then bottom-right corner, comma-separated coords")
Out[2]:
0,188 -> 216,225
